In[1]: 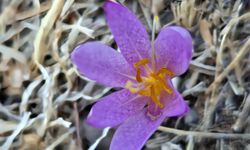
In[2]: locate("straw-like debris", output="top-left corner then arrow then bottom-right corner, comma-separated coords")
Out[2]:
0,0 -> 249,149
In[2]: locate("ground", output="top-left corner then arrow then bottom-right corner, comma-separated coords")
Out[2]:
0,0 -> 250,150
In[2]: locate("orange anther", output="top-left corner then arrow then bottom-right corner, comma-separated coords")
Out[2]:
150,74 -> 172,94
150,86 -> 163,108
134,58 -> 150,68
126,59 -> 174,109
157,68 -> 175,77
136,68 -> 142,82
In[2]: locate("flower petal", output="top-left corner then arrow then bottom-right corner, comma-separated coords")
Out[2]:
154,26 -> 193,75
110,109 -> 165,150
168,26 -> 193,52
162,90 -> 189,117
104,1 -> 151,65
71,41 -> 135,87
86,89 -> 148,128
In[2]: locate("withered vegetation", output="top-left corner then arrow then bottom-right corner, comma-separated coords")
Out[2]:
0,0 -> 249,150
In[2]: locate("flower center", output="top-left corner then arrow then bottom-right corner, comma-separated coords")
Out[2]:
125,58 -> 174,108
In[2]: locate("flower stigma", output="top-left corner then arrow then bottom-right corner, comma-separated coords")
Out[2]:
125,58 -> 175,109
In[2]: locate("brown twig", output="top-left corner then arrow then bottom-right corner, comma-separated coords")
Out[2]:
206,38 -> 250,94
232,94 -> 250,132
6,1 -> 52,25
158,126 -> 250,139
73,102 -> 83,150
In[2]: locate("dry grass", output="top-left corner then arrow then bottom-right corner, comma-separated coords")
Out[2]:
0,0 -> 249,150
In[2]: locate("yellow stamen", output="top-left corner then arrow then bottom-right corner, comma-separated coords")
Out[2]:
156,68 -> 175,77
125,81 -> 137,93
134,59 -> 150,68
154,15 -> 159,22
125,59 -> 175,109
138,88 -> 150,97
136,68 -> 142,82
150,86 -> 163,108
150,73 -> 173,94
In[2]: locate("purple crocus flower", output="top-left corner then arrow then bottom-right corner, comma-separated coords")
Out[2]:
71,1 -> 192,150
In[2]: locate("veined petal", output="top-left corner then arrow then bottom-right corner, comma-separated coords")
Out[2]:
162,89 -> 189,117
86,89 -> 148,128
110,109 -> 165,150
104,1 -> 151,66
154,26 -> 193,75
71,41 -> 135,87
